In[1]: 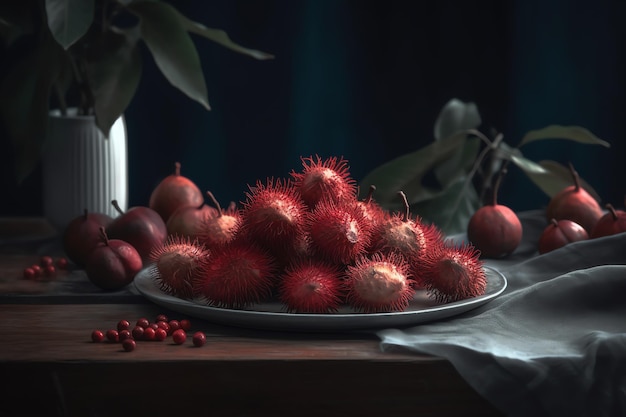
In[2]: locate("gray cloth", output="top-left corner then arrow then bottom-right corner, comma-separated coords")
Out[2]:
377,210 -> 626,417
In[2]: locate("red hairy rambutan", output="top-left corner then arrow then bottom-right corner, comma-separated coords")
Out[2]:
240,178 -> 307,254
290,155 -> 357,208
353,185 -> 386,230
306,198 -> 373,265
279,260 -> 344,313
149,236 -> 210,299
194,243 -> 276,308
344,252 -> 415,313
370,192 -> 443,280
421,242 -> 487,303
197,191 -> 241,250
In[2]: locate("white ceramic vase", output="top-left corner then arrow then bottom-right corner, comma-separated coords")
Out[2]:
42,108 -> 128,232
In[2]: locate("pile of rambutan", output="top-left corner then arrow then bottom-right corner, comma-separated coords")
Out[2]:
149,155 -> 488,314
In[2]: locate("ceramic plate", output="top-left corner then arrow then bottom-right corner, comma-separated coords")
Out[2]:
133,266 -> 507,332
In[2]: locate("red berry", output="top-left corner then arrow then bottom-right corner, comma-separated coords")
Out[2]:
136,318 -> 150,328
91,330 -> 105,342
172,329 -> 186,345
23,268 -> 35,280
168,320 -> 181,332
44,265 -> 56,276
180,319 -> 191,332
143,327 -> 156,341
122,339 -> 136,352
56,257 -> 69,269
40,256 -> 54,267
155,328 -> 167,341
119,329 -> 132,342
117,320 -> 131,332
155,314 -> 169,323
106,329 -> 119,343
31,265 -> 43,277
192,331 -> 206,347
131,326 -> 144,340
156,321 -> 170,334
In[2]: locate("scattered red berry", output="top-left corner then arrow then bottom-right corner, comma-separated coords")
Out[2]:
155,328 -> 167,341
91,330 -> 105,342
117,319 -> 131,332
143,327 -> 156,341
106,329 -> 119,342
131,326 -> 144,340
23,268 -> 35,280
40,256 -> 54,267
44,265 -> 56,276
168,320 -> 181,332
56,257 -> 69,269
31,265 -> 43,277
148,323 -> 159,331
119,329 -> 132,342
192,331 -> 206,347
172,329 -> 186,345
136,318 -> 150,329
156,321 -> 170,333
122,339 -> 136,352
155,314 -> 169,323
180,319 -> 191,332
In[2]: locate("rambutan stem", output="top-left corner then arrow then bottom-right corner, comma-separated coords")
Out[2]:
111,199 -> 125,215
206,191 -> 223,217
568,162 -> 581,191
398,191 -> 410,222
174,161 -> 181,176
364,185 -> 376,204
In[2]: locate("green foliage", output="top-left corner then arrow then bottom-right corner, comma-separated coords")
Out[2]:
0,0 -> 274,182
358,99 -> 610,235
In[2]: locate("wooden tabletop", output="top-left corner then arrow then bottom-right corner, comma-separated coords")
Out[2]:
0,218 -> 502,417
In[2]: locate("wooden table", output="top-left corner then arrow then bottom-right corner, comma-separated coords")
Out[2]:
0,218 -> 502,417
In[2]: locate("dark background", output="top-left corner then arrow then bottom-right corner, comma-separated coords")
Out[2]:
2,0 -> 625,218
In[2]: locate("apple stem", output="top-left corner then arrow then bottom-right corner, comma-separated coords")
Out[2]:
398,191 -> 410,222
83,208 -> 89,220
550,218 -> 559,227
490,167 -> 507,206
174,162 -> 181,176
206,191 -> 223,217
606,203 -> 618,220
111,200 -> 125,216
363,185 -> 376,205
568,162 -> 581,191
99,226 -> 110,246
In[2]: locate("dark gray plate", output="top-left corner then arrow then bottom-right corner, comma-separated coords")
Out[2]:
133,265 -> 506,332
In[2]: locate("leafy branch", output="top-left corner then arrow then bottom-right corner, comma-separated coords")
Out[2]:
358,99 -> 610,235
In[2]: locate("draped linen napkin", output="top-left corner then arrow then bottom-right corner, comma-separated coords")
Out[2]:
377,210 -> 626,417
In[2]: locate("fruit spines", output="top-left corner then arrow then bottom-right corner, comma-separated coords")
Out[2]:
290,155 -> 357,208
278,260 -> 344,313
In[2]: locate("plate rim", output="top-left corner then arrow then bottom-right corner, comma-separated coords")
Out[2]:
133,265 -> 507,331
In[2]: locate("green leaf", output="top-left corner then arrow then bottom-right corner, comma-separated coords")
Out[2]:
509,156 -> 600,200
0,29 -> 70,182
127,1 -> 210,110
45,0 -> 95,49
179,15 -> 274,60
434,135 -> 480,187
518,125 -> 610,148
433,98 -> 481,141
412,177 -> 481,236
76,27 -> 143,136
358,131 -> 473,209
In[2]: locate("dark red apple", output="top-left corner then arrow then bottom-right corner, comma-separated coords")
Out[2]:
149,162 -> 204,223
166,200 -> 218,240
107,200 -> 167,262
538,218 -> 589,254
590,204 -> 626,238
63,209 -> 113,267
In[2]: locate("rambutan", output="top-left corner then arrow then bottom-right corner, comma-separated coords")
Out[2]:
370,192 -> 443,281
306,198 -> 373,265
421,242 -> 487,303
197,191 -> 241,250
240,178 -> 307,254
194,243 -> 276,309
149,236 -> 210,299
290,155 -> 357,208
278,260 -> 344,313
344,252 -> 415,313
353,185 -> 386,229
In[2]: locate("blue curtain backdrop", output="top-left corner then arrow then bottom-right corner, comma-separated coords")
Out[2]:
2,0 -> 625,218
